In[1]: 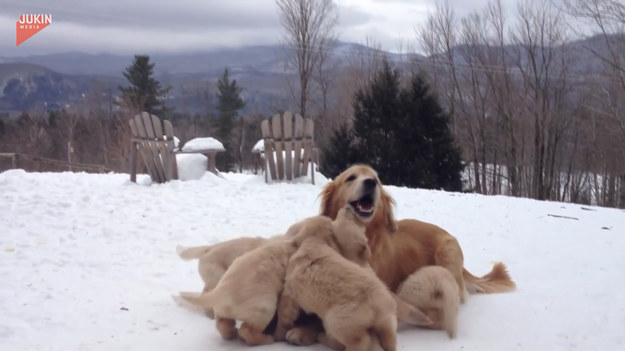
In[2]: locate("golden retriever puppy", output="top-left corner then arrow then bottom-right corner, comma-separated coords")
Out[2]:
284,206 -> 371,266
178,238 -> 297,346
397,266 -> 461,338
331,206 -> 371,266
176,236 -> 272,317
275,208 -> 433,351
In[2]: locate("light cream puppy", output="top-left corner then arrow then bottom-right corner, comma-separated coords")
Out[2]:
397,266 -> 461,339
177,235 -> 284,317
178,237 -> 297,346
276,207 -> 433,351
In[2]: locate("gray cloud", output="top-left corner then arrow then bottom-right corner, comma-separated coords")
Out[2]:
0,0 -> 553,57
5,0 -> 280,31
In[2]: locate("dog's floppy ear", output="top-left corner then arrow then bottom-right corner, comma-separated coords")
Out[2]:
381,189 -> 398,233
319,180 -> 337,217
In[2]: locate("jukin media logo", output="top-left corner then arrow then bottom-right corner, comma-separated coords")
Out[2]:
16,14 -> 52,46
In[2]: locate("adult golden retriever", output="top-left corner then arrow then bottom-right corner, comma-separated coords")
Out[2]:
284,164 -> 515,345
319,164 -> 516,300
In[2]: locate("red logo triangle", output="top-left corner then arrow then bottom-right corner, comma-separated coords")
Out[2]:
16,15 -> 51,47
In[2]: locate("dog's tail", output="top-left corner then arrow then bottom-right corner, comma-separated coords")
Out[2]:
177,290 -> 218,308
393,295 -> 433,326
176,245 -> 213,260
463,262 -> 516,294
439,278 -> 460,339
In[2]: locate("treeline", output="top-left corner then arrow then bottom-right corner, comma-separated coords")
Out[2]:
412,0 -> 625,207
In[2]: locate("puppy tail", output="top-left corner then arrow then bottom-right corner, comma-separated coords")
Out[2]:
440,282 -> 460,339
176,245 -> 213,260
463,262 -> 516,294
178,290 -> 218,308
393,295 -> 433,326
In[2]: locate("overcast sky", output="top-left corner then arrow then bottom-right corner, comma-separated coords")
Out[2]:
2,0 -> 565,57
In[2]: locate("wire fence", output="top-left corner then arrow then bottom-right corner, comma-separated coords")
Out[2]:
0,153 -> 111,174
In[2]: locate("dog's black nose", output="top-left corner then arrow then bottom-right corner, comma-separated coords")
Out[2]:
363,178 -> 377,190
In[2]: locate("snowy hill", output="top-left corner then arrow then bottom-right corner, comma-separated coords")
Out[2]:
1,169 -> 624,350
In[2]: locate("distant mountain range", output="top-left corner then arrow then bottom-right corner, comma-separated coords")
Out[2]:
0,35 -> 618,115
0,42 -> 407,114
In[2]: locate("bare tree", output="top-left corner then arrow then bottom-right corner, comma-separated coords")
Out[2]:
417,1 -> 463,138
276,0 -> 338,119
511,0 -> 572,200
565,0 -> 625,207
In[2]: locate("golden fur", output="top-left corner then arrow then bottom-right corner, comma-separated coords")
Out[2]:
178,238 -> 297,346
397,266 -> 461,338
274,164 -> 517,345
275,207 -> 433,351
177,207 -> 377,346
176,236 -> 276,317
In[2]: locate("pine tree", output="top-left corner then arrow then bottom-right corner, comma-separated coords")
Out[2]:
320,122 -> 358,178
397,73 -> 464,190
351,61 -> 402,181
214,68 -> 245,172
322,60 -> 464,190
119,55 -> 169,115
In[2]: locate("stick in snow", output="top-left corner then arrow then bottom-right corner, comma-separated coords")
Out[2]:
547,214 -> 579,220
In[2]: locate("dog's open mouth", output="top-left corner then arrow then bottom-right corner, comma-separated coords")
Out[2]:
349,194 -> 375,219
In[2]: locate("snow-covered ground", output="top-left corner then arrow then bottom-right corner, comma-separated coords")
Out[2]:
1,167 -> 624,350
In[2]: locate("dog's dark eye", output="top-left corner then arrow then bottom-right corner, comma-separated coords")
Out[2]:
346,174 -> 356,182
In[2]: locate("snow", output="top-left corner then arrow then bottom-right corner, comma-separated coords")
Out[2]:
1,165 -> 625,351
252,139 -> 264,153
175,154 -> 208,181
181,137 -> 225,152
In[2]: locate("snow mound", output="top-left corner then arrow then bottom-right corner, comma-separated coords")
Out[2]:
181,137 -> 225,152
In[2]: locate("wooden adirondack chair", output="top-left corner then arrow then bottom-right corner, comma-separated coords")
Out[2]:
129,112 -> 223,183
259,111 -> 317,184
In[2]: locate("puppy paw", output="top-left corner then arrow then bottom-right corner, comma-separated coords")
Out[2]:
273,328 -> 287,342
285,327 -> 317,346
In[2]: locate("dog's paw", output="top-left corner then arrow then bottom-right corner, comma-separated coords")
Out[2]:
317,333 -> 344,350
273,327 -> 287,342
220,327 -> 238,340
285,327 -> 317,346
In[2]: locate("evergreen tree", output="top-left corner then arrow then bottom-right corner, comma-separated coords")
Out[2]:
214,68 -> 245,172
320,122 -> 358,178
322,60 -> 464,190
397,73 -> 464,190
119,55 -> 169,115
351,61 -> 402,181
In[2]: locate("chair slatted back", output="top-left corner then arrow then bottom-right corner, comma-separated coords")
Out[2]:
260,111 -> 315,184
